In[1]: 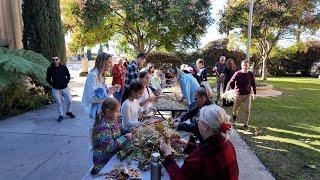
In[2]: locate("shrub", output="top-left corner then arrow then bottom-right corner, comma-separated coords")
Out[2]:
0,81 -> 52,118
0,48 -> 52,118
266,41 -> 320,77
146,52 -> 183,69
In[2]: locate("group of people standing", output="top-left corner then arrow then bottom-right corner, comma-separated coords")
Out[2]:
45,52 -> 258,179
213,56 -> 256,131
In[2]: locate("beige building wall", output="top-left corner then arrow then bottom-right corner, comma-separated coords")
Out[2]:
0,0 -> 23,49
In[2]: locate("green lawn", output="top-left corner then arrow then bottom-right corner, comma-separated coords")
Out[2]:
208,77 -> 320,180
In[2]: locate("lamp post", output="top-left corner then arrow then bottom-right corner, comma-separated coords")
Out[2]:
246,0 -> 254,61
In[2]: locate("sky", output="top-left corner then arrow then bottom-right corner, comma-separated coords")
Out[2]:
199,0 -> 228,48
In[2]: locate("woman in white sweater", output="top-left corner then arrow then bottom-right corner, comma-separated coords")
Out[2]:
82,52 -> 115,168
121,81 -> 144,132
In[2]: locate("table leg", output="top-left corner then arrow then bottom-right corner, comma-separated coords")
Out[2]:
157,110 -> 166,119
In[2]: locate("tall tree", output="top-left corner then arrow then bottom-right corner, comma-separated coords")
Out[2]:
62,0 -> 212,54
219,0 -> 319,80
288,0 -> 320,42
22,0 -> 66,63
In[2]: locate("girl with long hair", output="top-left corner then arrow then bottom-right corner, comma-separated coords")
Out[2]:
138,71 -> 157,116
91,97 -> 132,175
120,81 -> 144,132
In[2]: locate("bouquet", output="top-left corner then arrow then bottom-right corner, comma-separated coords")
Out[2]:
221,88 -> 239,102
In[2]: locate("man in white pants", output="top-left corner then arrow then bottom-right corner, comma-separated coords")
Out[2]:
46,56 -> 75,122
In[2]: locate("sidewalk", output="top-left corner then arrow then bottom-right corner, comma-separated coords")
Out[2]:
0,68 -> 274,180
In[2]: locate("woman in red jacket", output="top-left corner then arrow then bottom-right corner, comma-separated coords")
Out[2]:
161,104 -> 239,180
112,58 -> 126,101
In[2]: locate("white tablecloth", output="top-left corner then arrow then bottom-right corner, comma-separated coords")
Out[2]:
82,155 -> 184,180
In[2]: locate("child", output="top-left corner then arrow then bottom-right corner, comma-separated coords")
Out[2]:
121,81 -> 144,132
151,69 -> 161,90
91,97 -> 132,175
159,66 -> 166,88
139,71 -> 157,116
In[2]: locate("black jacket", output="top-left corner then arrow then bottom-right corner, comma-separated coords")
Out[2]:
198,67 -> 208,82
177,100 -> 212,143
46,64 -> 70,89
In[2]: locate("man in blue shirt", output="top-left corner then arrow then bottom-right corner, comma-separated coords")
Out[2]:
213,56 -> 226,104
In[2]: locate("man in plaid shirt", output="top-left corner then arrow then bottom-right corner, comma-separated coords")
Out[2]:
124,53 -> 146,87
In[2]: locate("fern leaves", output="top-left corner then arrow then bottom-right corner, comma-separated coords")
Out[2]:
0,47 -> 50,87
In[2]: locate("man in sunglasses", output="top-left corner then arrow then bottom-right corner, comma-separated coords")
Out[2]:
46,56 -> 75,122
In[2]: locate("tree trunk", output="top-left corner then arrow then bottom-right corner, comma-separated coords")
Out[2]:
296,26 -> 302,43
261,56 -> 268,80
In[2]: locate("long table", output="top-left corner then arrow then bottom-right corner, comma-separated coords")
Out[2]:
155,93 -> 189,119
82,116 -> 186,180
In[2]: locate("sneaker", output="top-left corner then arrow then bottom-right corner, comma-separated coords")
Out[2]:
232,115 -> 237,122
243,124 -> 250,131
57,116 -> 64,122
66,112 -> 76,118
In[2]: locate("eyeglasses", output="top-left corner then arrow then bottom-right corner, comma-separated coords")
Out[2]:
52,58 -> 59,61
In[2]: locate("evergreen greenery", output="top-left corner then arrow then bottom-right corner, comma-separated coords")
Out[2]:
0,47 -> 50,87
22,0 -> 66,63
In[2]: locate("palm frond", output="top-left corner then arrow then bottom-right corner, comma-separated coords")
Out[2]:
0,70 -> 24,87
0,48 -> 50,87
22,49 -> 50,67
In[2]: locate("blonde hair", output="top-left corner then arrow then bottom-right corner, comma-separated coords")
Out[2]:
196,58 -> 204,65
226,58 -> 236,71
199,104 -> 230,134
93,52 -> 112,82
93,98 -> 120,130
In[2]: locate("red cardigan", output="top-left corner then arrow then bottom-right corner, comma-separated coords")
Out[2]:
163,134 -> 239,180
112,64 -> 126,87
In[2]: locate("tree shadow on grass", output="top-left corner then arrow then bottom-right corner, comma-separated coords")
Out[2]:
234,123 -> 320,179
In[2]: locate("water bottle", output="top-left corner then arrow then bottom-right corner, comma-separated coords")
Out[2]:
151,152 -> 161,180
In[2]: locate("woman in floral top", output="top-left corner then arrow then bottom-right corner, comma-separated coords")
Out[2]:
91,97 -> 132,175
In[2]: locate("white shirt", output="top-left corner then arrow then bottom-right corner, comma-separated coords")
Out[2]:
82,69 -> 107,113
121,99 -> 142,132
138,87 -> 155,116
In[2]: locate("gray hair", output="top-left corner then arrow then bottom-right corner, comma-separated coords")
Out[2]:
199,104 -> 230,133
116,58 -> 124,64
